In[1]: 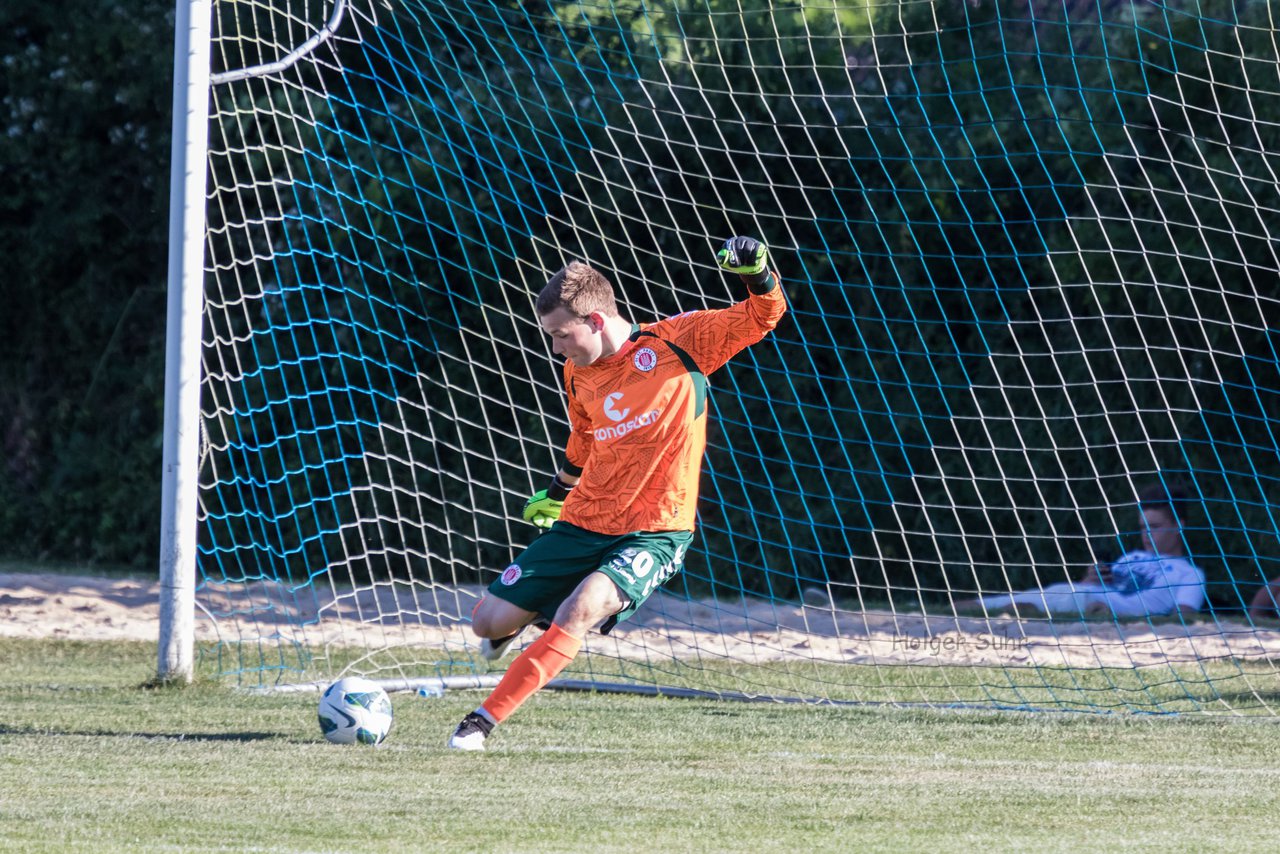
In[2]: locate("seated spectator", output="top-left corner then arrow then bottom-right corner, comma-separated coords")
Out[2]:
956,483 -> 1205,620
1248,578 -> 1280,622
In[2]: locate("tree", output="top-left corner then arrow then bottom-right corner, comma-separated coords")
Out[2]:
0,0 -> 174,564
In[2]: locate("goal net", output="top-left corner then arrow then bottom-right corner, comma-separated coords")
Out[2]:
184,0 -> 1280,713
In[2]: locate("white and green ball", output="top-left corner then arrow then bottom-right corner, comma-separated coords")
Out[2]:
317,676 -> 394,745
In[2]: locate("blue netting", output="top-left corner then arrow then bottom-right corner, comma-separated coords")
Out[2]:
197,0 -> 1280,712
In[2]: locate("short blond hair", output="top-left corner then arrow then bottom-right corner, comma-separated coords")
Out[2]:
536,261 -> 618,318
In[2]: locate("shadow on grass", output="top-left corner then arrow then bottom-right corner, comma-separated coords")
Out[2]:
1204,691 -> 1280,710
0,724 -> 288,742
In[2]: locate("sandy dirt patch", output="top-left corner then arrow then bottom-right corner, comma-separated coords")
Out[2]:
3,572 -> 1279,671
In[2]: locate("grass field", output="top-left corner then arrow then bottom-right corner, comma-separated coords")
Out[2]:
3,639 -> 1280,852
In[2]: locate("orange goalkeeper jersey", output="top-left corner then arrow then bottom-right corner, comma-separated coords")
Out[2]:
558,277 -> 786,535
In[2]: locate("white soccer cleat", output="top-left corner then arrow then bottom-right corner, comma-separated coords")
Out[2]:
447,711 -> 495,751
479,629 -> 524,661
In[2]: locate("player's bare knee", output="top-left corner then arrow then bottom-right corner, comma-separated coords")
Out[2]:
470,611 -> 498,639
470,596 -> 535,639
469,601 -> 508,639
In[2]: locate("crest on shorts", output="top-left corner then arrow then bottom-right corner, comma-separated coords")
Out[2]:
500,564 -> 522,585
633,347 -> 658,372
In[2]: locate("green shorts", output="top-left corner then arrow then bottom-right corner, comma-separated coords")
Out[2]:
488,522 -> 694,632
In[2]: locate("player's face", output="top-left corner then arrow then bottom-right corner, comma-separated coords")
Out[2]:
541,307 -> 603,366
1140,507 -> 1182,556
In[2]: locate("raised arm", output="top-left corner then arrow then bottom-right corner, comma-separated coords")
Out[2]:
648,236 -> 787,376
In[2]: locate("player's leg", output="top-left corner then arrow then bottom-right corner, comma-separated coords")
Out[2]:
449,526 -> 609,750
1009,582 -> 1084,617
470,594 -> 538,661
453,571 -> 625,750
449,529 -> 692,750
1088,588 -> 1174,620
963,582 -> 1094,618
551,570 -> 629,636
469,534 -> 589,663
477,533 -> 691,726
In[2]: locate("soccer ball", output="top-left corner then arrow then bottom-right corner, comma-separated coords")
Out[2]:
317,676 -> 394,745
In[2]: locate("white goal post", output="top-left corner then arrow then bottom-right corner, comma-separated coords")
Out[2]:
158,0 -> 214,683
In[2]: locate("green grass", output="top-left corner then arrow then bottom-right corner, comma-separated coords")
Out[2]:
4,640 -> 1280,852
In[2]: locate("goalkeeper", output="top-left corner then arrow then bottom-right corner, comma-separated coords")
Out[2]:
449,236 -> 786,750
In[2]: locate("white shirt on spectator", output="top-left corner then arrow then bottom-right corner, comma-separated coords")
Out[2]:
977,550 -> 1206,619
1092,549 -> 1206,616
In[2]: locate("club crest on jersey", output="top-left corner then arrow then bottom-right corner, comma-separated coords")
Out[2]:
633,347 -> 658,372
500,564 -> 522,585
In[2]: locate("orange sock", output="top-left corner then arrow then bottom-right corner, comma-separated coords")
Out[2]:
481,623 -> 583,724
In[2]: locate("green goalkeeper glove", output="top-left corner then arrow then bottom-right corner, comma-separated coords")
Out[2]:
521,475 -> 574,529
716,236 -> 774,293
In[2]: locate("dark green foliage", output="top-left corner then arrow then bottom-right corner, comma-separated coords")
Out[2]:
0,0 -> 174,564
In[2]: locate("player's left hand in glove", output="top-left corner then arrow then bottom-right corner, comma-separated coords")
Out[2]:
716,236 -> 775,293
521,474 -> 574,529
